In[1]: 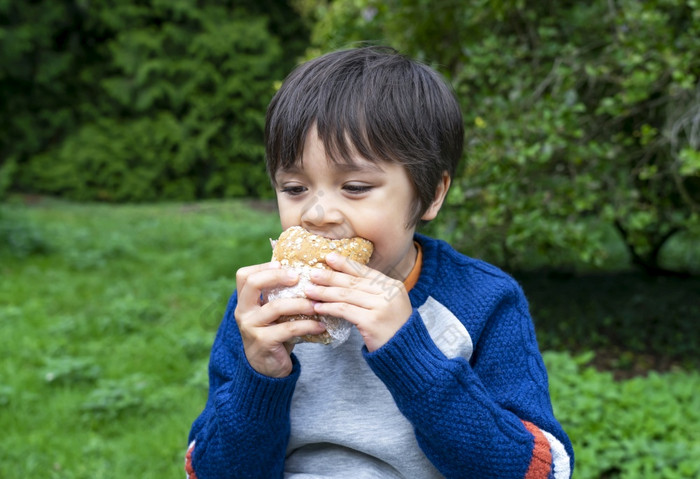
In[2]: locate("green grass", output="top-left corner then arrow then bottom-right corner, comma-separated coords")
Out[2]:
2,197 -> 699,478
1,198 -> 280,478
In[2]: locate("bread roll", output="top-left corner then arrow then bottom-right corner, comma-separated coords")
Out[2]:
263,226 -> 374,345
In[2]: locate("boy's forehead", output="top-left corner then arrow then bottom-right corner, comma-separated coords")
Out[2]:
271,123 -> 395,180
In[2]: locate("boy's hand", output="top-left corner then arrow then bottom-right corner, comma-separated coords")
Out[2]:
234,262 -> 326,378
305,253 -> 413,352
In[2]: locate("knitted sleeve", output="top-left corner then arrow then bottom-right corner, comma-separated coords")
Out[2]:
364,280 -> 573,478
186,292 -> 297,479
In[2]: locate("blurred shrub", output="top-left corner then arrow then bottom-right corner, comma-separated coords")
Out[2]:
1,1 -> 307,201
300,0 -> 700,273
0,207 -> 51,258
0,158 -> 15,201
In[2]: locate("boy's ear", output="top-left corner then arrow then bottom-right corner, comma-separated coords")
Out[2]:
421,171 -> 451,222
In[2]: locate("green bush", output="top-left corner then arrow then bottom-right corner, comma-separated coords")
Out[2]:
2,1 -> 308,202
0,158 -> 15,200
301,0 -> 700,273
22,5 -> 281,200
545,352 -> 700,478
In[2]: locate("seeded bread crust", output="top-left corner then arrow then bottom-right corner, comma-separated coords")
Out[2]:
272,226 -> 373,268
268,226 -> 374,345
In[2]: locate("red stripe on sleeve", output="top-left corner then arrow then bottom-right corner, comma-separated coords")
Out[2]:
185,441 -> 198,479
521,420 -> 553,479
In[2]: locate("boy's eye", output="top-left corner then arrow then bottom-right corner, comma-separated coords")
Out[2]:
280,185 -> 307,196
343,184 -> 372,194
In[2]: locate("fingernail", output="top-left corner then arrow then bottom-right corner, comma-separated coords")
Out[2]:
326,252 -> 339,262
286,270 -> 299,279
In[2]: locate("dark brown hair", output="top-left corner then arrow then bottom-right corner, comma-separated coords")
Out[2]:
265,46 -> 464,225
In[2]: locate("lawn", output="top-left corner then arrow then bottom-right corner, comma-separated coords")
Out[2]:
1,197 -> 699,478
1,197 -> 280,478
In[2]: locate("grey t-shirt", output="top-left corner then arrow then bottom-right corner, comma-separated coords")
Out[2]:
285,297 -> 472,478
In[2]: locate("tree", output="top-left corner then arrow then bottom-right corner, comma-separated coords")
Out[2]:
1,0 -> 309,201
299,0 -> 700,273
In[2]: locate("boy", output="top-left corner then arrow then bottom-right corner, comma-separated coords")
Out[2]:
186,46 -> 574,478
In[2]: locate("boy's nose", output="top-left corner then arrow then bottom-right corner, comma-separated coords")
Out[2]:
300,191 -> 344,230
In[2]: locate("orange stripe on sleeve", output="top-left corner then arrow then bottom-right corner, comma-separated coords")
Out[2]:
185,441 -> 198,479
521,420 -> 553,479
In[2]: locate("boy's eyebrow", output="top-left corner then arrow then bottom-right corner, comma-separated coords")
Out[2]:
335,161 -> 385,173
278,161 -> 386,175
276,164 -> 303,175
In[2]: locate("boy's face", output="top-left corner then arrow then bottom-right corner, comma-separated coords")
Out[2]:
274,127 -> 427,282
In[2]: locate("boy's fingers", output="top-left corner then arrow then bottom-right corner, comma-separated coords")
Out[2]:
311,255 -> 391,295
237,267 -> 299,309
305,283 -> 375,309
236,260 -> 280,277
238,297 -> 316,327
235,261 -> 280,291
281,318 -> 327,340
312,301 -> 365,326
240,319 -> 324,378
324,252 -> 373,278
310,268 -> 365,289
242,317 -> 327,349
260,298 -> 317,325
244,268 -> 299,293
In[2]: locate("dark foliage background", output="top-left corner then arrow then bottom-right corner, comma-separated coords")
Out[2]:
3,0 -> 698,275
300,0 -> 700,274
1,0 -> 307,201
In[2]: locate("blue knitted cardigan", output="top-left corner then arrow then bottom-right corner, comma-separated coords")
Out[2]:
187,234 -> 574,478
